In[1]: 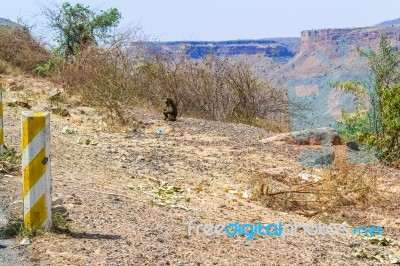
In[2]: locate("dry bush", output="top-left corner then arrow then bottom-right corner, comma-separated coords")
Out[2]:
53,46 -> 138,123
137,53 -> 289,130
249,118 -> 291,133
52,35 -> 288,128
0,59 -> 11,74
0,26 -> 50,71
49,26 -> 148,124
251,156 -> 388,219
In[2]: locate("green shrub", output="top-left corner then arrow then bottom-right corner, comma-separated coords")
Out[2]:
336,34 -> 400,167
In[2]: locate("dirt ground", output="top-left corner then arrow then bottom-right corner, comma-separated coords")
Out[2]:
0,74 -> 399,265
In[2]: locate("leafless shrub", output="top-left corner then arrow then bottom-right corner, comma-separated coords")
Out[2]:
0,25 -> 50,72
0,59 -> 11,74
251,155 -> 389,220
51,24 -> 288,129
136,52 -> 289,130
52,27 -> 146,123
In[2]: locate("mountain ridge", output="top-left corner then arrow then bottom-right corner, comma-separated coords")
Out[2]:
0,18 -> 17,27
376,17 -> 400,26
156,37 -> 300,63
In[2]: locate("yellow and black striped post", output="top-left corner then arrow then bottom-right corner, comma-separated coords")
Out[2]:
21,111 -> 52,231
0,81 -> 4,154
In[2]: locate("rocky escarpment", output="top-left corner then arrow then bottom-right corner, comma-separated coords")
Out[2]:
157,38 -> 300,63
299,27 -> 400,53
270,25 -> 400,132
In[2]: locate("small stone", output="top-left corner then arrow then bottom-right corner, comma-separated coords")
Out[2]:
51,107 -> 70,117
19,237 -> 30,245
7,100 -> 31,109
136,155 -> 145,162
7,79 -> 16,86
52,205 -> 69,218
49,90 -> 61,101
52,197 -> 64,206
346,140 -> 360,151
8,83 -> 24,91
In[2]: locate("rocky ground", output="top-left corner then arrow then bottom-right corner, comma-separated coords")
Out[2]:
0,74 -> 399,265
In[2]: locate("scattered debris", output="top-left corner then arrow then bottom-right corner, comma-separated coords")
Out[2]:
242,189 -> 253,199
298,173 -> 322,181
8,83 -> 24,91
62,126 -> 79,135
353,249 -> 400,264
364,235 -> 394,246
77,138 -> 98,145
150,181 -> 190,209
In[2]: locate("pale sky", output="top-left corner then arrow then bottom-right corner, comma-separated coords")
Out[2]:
1,0 -> 400,41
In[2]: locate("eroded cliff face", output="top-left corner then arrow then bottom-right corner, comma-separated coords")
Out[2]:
158,25 -> 400,81
274,25 -> 400,82
300,26 -> 400,53
274,25 -> 400,132
157,38 -> 300,62
300,28 -> 356,50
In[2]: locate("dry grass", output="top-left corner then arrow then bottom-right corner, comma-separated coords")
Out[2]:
52,46 -> 138,123
0,26 -> 50,72
239,117 -> 291,133
0,59 -> 11,74
0,148 -> 21,174
137,54 -> 288,128
250,154 -> 391,221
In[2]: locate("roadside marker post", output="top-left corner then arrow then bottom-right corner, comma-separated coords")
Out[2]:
21,111 -> 52,231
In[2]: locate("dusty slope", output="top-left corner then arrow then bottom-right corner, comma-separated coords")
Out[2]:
0,74 -> 399,265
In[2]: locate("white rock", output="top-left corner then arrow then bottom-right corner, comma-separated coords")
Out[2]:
19,237 -> 30,245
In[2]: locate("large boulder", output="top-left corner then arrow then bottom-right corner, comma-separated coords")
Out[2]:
260,127 -> 341,145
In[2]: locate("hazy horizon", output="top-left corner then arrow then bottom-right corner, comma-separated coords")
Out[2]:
1,0 -> 400,41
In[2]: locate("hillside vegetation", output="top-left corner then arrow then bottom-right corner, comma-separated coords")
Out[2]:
0,25 -> 49,73
0,3 -> 400,266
